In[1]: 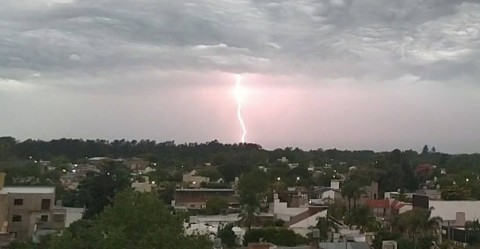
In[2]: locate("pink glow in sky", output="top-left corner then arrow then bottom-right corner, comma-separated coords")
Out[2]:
1,0 -> 480,153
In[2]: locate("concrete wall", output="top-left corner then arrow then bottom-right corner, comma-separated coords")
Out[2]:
64,208 -> 84,228
271,199 -> 307,222
6,192 -> 55,240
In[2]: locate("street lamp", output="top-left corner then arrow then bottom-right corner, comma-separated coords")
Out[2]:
277,177 -> 281,181
296,177 -> 300,181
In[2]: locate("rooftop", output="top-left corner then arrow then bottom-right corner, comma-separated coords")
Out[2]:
0,186 -> 55,194
366,199 -> 390,208
430,200 -> 480,221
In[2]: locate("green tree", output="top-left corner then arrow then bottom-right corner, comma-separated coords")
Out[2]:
441,185 -> 471,200
243,228 -> 306,246
466,219 -> 480,245
315,216 -> 338,241
422,145 -> 429,155
217,224 -> 237,248
75,161 -> 131,218
49,191 -> 211,249
392,207 -> 442,247
348,206 -> 379,233
205,197 -> 229,215
341,180 -> 364,212
239,204 -> 258,231
237,169 -> 268,206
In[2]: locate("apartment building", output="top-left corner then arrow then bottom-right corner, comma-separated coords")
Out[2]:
0,173 -> 65,241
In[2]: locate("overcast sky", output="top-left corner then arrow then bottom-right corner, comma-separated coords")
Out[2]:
1,0 -> 479,153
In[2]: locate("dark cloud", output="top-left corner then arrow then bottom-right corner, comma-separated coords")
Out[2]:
0,0 -> 478,83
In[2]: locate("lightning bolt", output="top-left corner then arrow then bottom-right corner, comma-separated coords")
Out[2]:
235,75 -> 247,143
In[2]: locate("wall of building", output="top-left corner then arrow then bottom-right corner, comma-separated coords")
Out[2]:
270,199 -> 308,222
6,192 -> 55,240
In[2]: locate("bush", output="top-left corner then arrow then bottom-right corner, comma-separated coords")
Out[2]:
243,227 -> 306,246
218,224 -> 237,248
205,197 -> 229,215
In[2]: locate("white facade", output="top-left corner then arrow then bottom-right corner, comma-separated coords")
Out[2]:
429,200 -> 480,222
64,207 -> 85,228
270,195 -> 308,221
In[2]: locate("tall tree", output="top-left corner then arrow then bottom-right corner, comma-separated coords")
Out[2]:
239,204 -> 258,231
315,216 -> 339,241
422,145 -> 429,155
49,191 -> 211,249
393,207 -> 442,246
75,161 -> 131,218
341,180 -> 364,212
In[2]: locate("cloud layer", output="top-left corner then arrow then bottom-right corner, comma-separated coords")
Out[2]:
1,0 -> 479,153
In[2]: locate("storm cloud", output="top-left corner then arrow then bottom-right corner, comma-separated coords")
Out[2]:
1,0 -> 479,153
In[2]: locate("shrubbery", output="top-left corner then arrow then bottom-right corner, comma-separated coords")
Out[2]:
243,227 -> 306,246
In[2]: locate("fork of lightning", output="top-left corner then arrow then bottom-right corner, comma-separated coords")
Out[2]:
234,75 -> 247,143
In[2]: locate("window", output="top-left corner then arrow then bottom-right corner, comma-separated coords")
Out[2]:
13,199 -> 23,206
40,215 -> 48,222
41,199 -> 51,210
12,215 -> 22,222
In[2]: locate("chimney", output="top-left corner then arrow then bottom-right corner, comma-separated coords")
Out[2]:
0,173 -> 5,190
455,212 -> 466,227
310,228 -> 320,249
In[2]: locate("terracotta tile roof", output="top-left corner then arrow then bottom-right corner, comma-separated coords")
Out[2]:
366,199 -> 390,208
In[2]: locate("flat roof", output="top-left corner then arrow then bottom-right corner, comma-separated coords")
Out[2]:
0,186 -> 55,194
176,188 -> 235,192
430,200 -> 480,221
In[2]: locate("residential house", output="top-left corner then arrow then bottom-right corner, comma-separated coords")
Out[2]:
172,188 -> 238,210
131,176 -> 156,193
125,157 -> 149,172
316,180 -> 342,204
366,199 -> 412,224
415,164 -> 436,178
362,181 -> 379,200
182,170 -> 210,188
269,193 -> 309,222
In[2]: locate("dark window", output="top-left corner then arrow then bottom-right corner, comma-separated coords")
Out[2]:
40,215 -> 48,222
41,199 -> 51,210
12,215 -> 22,222
13,199 -> 23,206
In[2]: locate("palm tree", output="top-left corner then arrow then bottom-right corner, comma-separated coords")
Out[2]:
315,215 -> 339,242
350,206 -> 378,233
238,204 -> 258,231
394,207 -> 442,248
341,180 -> 364,212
